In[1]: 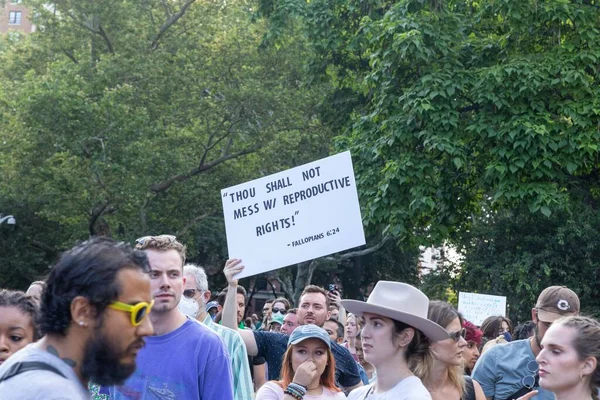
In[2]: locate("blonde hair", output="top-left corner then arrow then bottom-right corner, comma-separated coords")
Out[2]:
409,301 -> 465,397
481,335 -> 508,355
555,316 -> 600,400
135,235 -> 186,265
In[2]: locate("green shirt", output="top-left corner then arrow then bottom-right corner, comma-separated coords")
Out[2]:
201,315 -> 254,400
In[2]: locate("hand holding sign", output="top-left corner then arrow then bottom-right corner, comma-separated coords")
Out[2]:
224,259 -> 244,285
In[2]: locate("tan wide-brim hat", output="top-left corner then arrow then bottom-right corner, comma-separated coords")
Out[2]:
341,281 -> 450,342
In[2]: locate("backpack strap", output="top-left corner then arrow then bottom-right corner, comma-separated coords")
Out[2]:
0,361 -> 66,383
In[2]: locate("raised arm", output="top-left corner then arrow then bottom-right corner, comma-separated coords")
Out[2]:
222,259 -> 258,355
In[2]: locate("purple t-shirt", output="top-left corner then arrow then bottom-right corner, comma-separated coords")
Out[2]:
106,319 -> 233,400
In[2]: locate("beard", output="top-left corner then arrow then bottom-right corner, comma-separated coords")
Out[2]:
82,328 -> 142,386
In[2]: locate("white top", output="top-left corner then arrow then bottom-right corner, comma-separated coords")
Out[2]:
348,376 -> 432,400
255,382 -> 347,400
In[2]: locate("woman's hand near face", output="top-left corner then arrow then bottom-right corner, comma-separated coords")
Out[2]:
292,360 -> 318,387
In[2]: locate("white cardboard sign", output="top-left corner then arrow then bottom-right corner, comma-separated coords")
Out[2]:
458,292 -> 507,326
221,151 -> 366,278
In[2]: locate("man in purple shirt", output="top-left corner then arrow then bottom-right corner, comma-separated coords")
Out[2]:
107,235 -> 233,400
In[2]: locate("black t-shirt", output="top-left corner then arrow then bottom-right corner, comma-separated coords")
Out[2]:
254,330 -> 361,388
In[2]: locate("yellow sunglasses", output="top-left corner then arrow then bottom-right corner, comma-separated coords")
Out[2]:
108,300 -> 154,326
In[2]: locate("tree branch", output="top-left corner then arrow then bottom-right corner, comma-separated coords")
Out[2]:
65,12 -> 115,54
325,235 -> 391,261
176,213 -> 210,236
151,0 -> 196,50
150,144 -> 261,192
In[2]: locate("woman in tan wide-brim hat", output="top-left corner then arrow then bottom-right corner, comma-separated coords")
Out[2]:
341,281 -> 450,400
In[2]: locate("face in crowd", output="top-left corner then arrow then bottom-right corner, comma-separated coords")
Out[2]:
0,291 -> 37,366
86,268 -> 154,385
147,249 -> 185,314
430,316 -> 467,367
360,313 -> 416,366
323,320 -> 342,343
282,313 -> 300,335
463,340 -> 480,371
297,291 -> 330,327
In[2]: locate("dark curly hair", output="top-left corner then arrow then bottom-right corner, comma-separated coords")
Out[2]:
0,289 -> 40,340
39,236 -> 150,336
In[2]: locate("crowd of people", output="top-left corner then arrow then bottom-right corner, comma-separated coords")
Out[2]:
0,235 -> 599,400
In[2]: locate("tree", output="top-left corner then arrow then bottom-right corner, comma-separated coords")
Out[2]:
0,0 -> 333,288
257,0 -> 600,248
455,203 -> 600,323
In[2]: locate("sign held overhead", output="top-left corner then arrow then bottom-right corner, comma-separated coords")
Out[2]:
221,151 -> 366,278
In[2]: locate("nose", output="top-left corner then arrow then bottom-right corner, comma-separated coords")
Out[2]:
474,347 -> 480,357
137,314 -> 155,337
0,336 -> 9,353
158,272 -> 171,290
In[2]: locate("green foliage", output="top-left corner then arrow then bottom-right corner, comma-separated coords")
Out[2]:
456,204 -> 600,323
0,0 -> 332,288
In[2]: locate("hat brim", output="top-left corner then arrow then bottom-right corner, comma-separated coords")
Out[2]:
341,299 -> 450,342
537,309 -> 575,323
289,335 -> 331,349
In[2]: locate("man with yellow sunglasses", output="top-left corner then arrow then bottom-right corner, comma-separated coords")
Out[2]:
0,237 -> 155,399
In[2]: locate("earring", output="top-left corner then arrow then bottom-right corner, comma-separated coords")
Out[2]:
79,321 -> 86,327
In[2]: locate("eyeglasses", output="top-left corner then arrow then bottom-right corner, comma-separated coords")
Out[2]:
183,289 -> 197,298
272,307 -> 287,315
135,234 -> 177,246
109,300 -> 154,326
448,327 -> 467,342
522,359 -> 539,389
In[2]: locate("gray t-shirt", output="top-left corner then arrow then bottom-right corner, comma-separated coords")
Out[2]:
0,344 -> 90,400
472,338 -> 553,400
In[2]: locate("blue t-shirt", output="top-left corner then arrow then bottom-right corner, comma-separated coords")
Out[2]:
254,331 -> 361,388
106,319 -> 233,400
472,338 -> 553,400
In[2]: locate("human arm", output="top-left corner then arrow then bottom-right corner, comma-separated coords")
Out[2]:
253,360 -> 267,392
222,259 -> 259,355
473,379 -> 488,400
200,344 -> 234,400
230,333 -> 255,400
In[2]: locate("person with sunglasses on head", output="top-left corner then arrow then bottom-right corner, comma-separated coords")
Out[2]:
255,325 -> 346,400
222,260 -> 363,392
106,235 -> 233,400
516,316 -> 600,400
0,237 -> 154,399
408,301 -> 486,400
341,281 -> 450,400
472,286 -> 580,400
181,263 -> 254,400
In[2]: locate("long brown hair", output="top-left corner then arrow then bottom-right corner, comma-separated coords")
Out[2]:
275,342 -> 340,392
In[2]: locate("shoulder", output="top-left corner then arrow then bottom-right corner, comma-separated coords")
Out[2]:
399,376 -> 431,397
255,381 -> 284,399
254,331 -> 287,345
331,341 -> 353,359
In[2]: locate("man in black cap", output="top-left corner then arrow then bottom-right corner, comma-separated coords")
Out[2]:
473,286 -> 580,400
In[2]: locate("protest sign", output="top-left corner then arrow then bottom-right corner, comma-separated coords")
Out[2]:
221,151 -> 365,278
458,292 -> 507,326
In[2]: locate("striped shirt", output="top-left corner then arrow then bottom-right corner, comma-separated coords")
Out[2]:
200,314 -> 254,400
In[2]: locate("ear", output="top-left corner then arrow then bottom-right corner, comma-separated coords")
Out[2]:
326,310 -> 331,320
182,275 -> 187,285
202,290 -> 211,303
583,356 -> 597,377
531,308 -> 538,323
336,337 -> 344,344
217,305 -> 223,313
396,327 -> 416,348
71,296 -> 94,328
